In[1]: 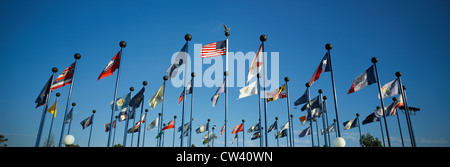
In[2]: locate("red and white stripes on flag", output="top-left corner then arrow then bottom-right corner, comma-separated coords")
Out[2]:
201,40 -> 227,58
50,62 -> 76,90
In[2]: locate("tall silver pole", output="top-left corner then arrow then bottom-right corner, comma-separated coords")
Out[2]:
35,67 -> 58,147
372,57 -> 391,147
260,35 -> 268,147
189,72 -> 196,147
137,81 -> 147,147
325,44 -> 342,137
224,31 -> 230,147
160,76 -> 168,147
257,74 -> 263,147
46,92 -> 60,147
396,72 -> 416,147
107,41 -> 126,147
318,89 -> 328,147
123,87 -> 134,147
284,77 -> 293,147
88,110 -> 96,147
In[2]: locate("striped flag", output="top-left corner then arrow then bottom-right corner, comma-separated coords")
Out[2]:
201,40 -> 227,58
51,62 -> 76,90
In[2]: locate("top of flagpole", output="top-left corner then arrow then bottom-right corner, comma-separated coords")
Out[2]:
185,34 -> 192,41
371,57 -> 378,64
325,43 -> 332,51
120,41 -> 127,48
260,34 -> 267,42
74,53 -> 81,60
395,71 -> 402,77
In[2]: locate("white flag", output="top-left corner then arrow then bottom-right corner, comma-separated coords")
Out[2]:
238,81 -> 258,99
378,78 -> 399,99
146,117 -> 159,131
247,44 -> 263,84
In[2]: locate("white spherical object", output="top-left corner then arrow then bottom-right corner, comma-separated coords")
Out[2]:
63,134 -> 75,146
334,137 -> 346,147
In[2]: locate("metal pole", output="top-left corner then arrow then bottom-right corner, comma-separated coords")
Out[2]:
356,113 -> 362,147
58,54 -> 80,147
137,81 -> 147,147
189,72 -> 196,147
67,102 -> 76,135
323,96 -> 331,146
275,117 -> 279,147
123,87 -> 134,147
325,44 -> 342,137
88,110 -> 96,147
47,92 -> 60,147
284,77 -> 293,147
396,72 -> 416,147
290,114 -> 295,147
107,41 -> 126,147
376,106 -> 386,147
318,89 -> 327,147
306,83 -> 314,147
112,116 -> 118,146
257,74 -> 263,147
372,57 -> 391,147
392,97 -> 405,147
160,76 -> 168,147
260,34 -> 268,147
173,115 -> 177,147
242,119 -> 245,147
35,67 -> 57,147
142,109 -> 148,147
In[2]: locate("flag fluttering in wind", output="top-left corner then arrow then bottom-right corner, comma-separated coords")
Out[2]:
232,123 -> 243,134
247,122 -> 261,133
378,78 -> 400,99
238,80 -> 258,99
251,132 -> 261,140
80,114 -> 94,130
129,87 -> 145,109
343,117 -> 359,130
146,117 -> 159,131
178,80 -> 192,104
211,79 -> 226,107
51,62 -> 76,90
196,122 -> 209,134
247,44 -> 263,84
294,89 -> 308,108
347,65 -> 377,94
267,120 -> 277,133
98,51 -> 121,81
162,120 -> 175,131
308,52 -> 332,85
35,75 -> 53,108
149,83 -> 165,109
201,40 -> 227,58
104,120 -> 116,132
47,99 -> 57,117
298,126 -> 311,138
166,42 -> 188,80
266,84 -> 286,102
110,93 -> 131,111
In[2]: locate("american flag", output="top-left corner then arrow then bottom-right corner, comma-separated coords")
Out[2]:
201,40 -> 227,58
51,62 -> 76,90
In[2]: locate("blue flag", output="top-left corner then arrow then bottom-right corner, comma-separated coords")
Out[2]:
80,114 -> 94,130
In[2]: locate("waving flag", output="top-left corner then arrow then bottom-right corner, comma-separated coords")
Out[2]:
110,92 -> 131,111
247,44 -> 263,84
35,75 -> 53,108
146,117 -> 159,131
162,120 -> 175,131
80,114 -> 94,130
51,62 -> 76,90
47,99 -> 57,117
343,117 -> 359,130
347,65 -> 377,94
211,79 -> 226,107
308,52 -> 332,85
201,40 -> 227,58
166,42 -> 188,80
266,84 -> 286,102
98,51 -> 121,80
232,123 -> 243,134
149,83 -> 165,109
298,126 -> 311,138
378,78 -> 399,99
238,80 -> 258,99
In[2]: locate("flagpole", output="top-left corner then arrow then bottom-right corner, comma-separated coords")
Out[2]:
123,87 -> 134,147
35,67 -> 58,147
325,43 -> 342,137
136,81 -> 147,147
257,74 -> 263,147
376,106 -> 386,147
396,72 -> 416,147
113,116 -> 118,146
356,113 -> 362,147
88,110 -> 95,147
160,76 -> 168,147
260,34 -> 268,147
189,72 -> 196,147
275,117 -> 279,147
157,113 -> 162,147
284,77 -> 293,147
290,114 -> 295,147
107,41 -> 126,147
142,109 -> 148,147
242,119 -> 245,147
318,89 -> 328,147
173,115 -> 177,147
57,53 -> 80,147
306,83 -> 314,147
372,57 -> 391,147
67,102 -> 75,135
323,96 -> 331,146
392,97 -> 405,147
224,31 -> 230,147
46,92 -> 60,147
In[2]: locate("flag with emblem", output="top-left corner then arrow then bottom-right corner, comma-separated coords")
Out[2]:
298,126 -> 311,138
129,87 -> 145,109
343,117 -> 359,130
232,123 -> 243,134
51,62 -> 76,90
378,78 -> 399,99
98,51 -> 121,80
308,52 -> 332,85
149,82 -> 165,109
211,79 -> 226,107
110,92 -> 131,111
251,132 -> 261,140
266,84 -> 286,102
238,80 -> 258,99
247,122 -> 261,133
196,122 -> 209,134
247,44 -> 263,84
80,114 -> 94,130
162,120 -> 175,131
166,42 -> 188,80
347,65 -> 377,94
35,75 -> 53,108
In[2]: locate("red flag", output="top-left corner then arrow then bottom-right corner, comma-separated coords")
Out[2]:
201,40 -> 227,58
219,124 -> 225,137
51,62 -> 76,90
308,52 -> 331,85
162,120 -> 175,131
232,123 -> 243,134
98,51 -> 121,80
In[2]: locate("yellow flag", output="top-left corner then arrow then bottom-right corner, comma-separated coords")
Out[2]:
47,99 -> 57,117
149,82 -> 165,109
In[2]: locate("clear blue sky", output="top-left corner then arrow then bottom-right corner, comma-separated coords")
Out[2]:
1,0 -> 449,147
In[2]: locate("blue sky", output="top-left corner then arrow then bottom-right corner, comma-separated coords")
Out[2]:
1,0 -> 450,147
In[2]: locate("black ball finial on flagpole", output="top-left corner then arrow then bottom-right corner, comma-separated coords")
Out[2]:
92,110 -> 96,114
174,115 -> 177,119
323,96 -> 327,100
224,71 -> 229,76
74,53 -> 81,60
318,89 -> 323,94
260,34 -> 267,42
143,81 -> 148,86
257,73 -> 262,78
284,77 -> 289,82
56,92 -> 61,97
130,87 -> 134,92
392,97 -> 397,102
395,71 -> 402,77
191,72 -> 196,78
185,34 -> 192,41
163,75 -> 169,81
325,43 -> 332,51
119,41 -> 127,48
145,109 -> 148,113
275,117 -> 278,120
371,57 -> 378,64
72,102 -> 76,106
305,82 -> 310,88
356,113 -> 359,117
52,67 -> 58,73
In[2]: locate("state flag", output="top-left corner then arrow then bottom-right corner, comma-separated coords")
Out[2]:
98,51 -> 121,80
378,78 -> 399,99
35,75 -> 53,108
166,42 -> 188,80
51,62 -> 76,90
162,120 -> 175,131
238,80 -> 258,99
347,65 -> 377,94
294,89 -> 308,107
343,118 -> 359,130
146,117 -> 159,131
178,80 -> 193,104
110,92 -> 131,111
298,126 -> 311,138
211,79 -> 226,107
47,99 -> 57,117
308,52 -> 332,85
232,123 -> 243,134
247,44 -> 263,84
276,129 -> 288,139
149,83 -> 165,109
251,132 -> 261,140
266,84 -> 286,102
267,120 -> 277,133
247,122 -> 261,133
104,120 -> 116,133
129,87 -> 145,109
196,122 -> 209,134
80,114 -> 94,130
